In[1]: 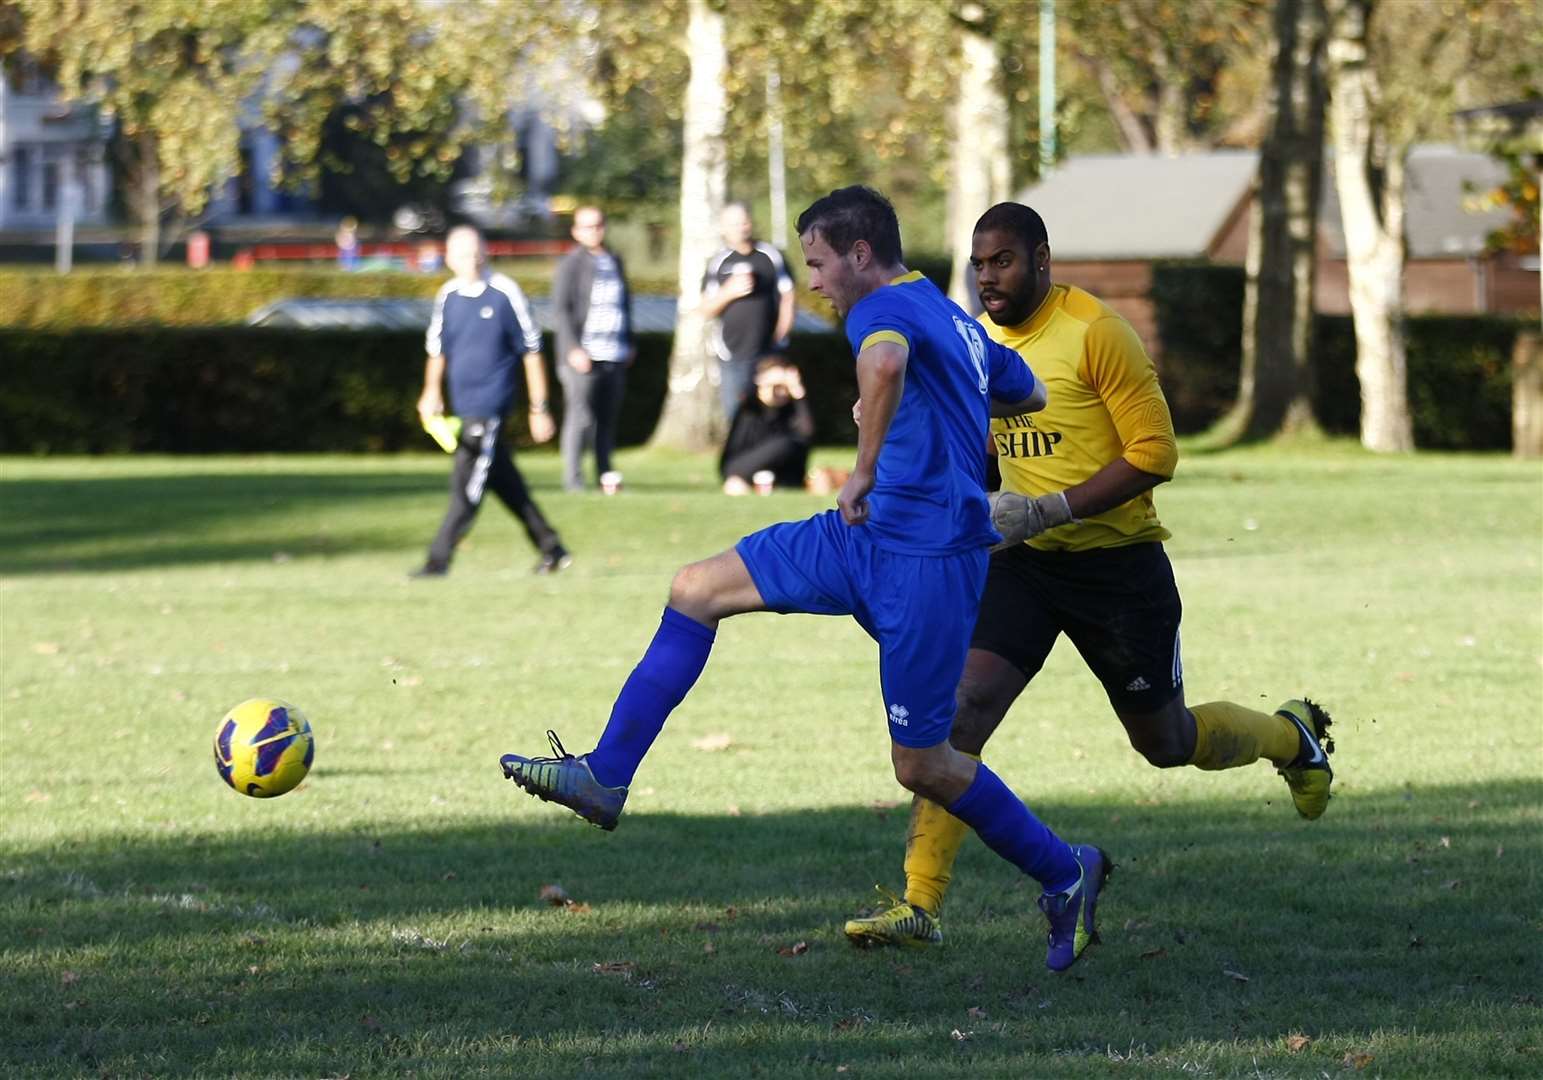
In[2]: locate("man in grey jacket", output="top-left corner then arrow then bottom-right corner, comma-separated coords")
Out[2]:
552,206 -> 636,492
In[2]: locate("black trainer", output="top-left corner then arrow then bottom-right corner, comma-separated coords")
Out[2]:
533,547 -> 573,575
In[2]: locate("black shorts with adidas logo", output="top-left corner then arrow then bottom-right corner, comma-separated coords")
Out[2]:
970,541 -> 1184,712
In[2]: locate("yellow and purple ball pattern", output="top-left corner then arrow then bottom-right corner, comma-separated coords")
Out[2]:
213,699 -> 315,798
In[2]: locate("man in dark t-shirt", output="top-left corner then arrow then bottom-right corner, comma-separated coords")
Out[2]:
698,203 -> 795,421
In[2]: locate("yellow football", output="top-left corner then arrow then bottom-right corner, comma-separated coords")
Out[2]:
213,698 -> 315,798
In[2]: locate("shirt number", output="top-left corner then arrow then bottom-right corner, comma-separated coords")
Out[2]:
952,316 -> 989,393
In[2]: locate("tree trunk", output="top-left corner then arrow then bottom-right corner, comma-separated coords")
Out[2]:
948,11 -> 1010,309
649,0 -> 729,451
1221,0 -> 1326,443
1327,0 -> 1413,452
1152,45 -> 1186,155
1513,331 -> 1543,459
137,134 -> 161,269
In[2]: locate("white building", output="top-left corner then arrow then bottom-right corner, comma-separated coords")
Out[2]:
0,60 -> 112,231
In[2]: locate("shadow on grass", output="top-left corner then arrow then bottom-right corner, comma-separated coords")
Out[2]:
0,471 -> 445,575
4,779 -> 1541,1077
0,467 -> 752,576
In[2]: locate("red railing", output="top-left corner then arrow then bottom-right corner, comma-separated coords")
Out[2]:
231,238 -> 574,269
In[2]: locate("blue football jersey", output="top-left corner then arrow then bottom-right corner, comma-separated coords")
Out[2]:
843,271 -> 1040,555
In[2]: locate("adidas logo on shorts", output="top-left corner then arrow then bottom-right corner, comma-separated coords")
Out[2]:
1125,676 -> 1151,692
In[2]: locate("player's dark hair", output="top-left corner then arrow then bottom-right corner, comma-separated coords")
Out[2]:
973,202 -> 1049,252
796,186 -> 902,265
755,353 -> 796,377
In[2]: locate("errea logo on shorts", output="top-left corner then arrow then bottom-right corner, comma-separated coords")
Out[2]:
887,703 -> 910,727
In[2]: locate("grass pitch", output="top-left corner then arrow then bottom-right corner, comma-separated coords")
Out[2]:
2,444 -> 1541,1079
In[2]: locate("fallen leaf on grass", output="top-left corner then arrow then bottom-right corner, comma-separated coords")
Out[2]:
538,883 -> 590,913
950,1029 -> 972,1041
833,1017 -> 865,1032
1140,947 -> 1168,960
1439,836 -> 1451,848
690,733 -> 733,751
24,789 -> 49,803
703,941 -> 716,956
1343,1051 -> 1375,1069
776,941 -> 810,957
1222,969 -> 1249,982
966,1006 -> 988,1020
671,1041 -> 688,1053
360,1014 -> 381,1031
1443,879 -> 1464,890
60,971 -> 79,986
592,961 -> 636,976
1284,1033 -> 1311,1053
32,642 -> 60,655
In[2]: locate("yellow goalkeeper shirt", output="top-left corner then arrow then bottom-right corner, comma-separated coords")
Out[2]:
985,284 -> 1178,552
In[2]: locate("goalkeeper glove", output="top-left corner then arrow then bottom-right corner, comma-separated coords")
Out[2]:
987,490 -> 1077,550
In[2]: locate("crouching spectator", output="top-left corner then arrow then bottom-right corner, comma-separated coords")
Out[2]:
719,356 -> 814,495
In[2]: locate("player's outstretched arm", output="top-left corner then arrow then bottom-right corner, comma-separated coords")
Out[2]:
985,337 -> 1047,416
840,339 -> 907,526
989,381 -> 1046,417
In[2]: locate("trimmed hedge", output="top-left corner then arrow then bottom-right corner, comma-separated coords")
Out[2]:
0,273 -> 1523,452
1313,315 -> 1519,450
1151,263 -> 1524,448
0,269 -> 447,329
1148,262 -> 1246,432
0,267 -> 676,329
0,328 -> 860,455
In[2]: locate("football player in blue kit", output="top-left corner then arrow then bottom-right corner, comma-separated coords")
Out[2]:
500,187 -> 1110,971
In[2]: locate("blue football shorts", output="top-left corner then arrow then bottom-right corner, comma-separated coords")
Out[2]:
736,510 -> 988,748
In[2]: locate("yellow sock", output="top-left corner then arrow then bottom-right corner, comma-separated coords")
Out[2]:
902,754 -> 978,917
1189,701 -> 1300,770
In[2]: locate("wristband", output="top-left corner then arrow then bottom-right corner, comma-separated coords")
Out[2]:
529,400 -> 550,414
1038,490 -> 1078,528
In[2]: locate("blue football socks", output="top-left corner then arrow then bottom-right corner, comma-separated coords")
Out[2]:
947,762 -> 1080,894
584,607 -> 716,789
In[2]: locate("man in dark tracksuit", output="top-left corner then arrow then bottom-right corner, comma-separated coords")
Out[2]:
413,225 -> 571,577
552,206 -> 636,492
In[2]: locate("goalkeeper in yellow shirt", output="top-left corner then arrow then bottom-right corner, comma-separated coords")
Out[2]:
845,202 -> 1335,953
